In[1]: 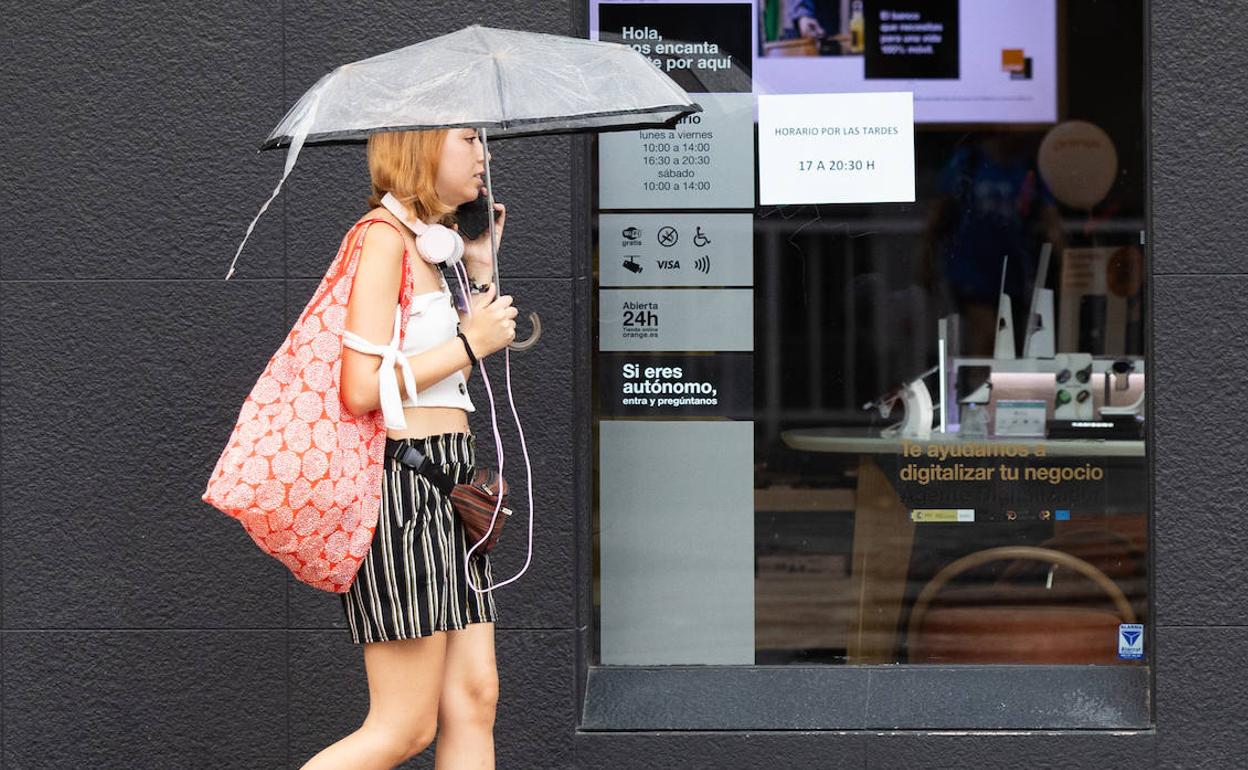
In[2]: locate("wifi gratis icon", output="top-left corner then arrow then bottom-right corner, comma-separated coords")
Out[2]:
693,255 -> 711,274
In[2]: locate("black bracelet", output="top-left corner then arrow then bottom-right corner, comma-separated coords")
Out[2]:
456,332 -> 478,366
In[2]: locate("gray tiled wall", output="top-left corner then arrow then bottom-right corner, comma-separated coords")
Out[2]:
0,2 -> 580,768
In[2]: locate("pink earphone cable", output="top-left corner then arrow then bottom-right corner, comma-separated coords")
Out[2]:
451,260 -> 534,594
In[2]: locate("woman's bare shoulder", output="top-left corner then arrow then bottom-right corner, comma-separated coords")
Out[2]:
354,205 -> 406,242
347,211 -> 406,290
351,209 -> 441,293
354,206 -> 401,232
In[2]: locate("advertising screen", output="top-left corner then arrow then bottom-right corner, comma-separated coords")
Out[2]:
592,0 -> 1059,125
756,0 -> 1058,124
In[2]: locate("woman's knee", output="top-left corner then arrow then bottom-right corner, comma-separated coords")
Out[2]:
364,717 -> 439,762
441,670 -> 499,726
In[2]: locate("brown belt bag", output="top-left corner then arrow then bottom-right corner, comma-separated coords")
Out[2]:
386,442 -> 511,552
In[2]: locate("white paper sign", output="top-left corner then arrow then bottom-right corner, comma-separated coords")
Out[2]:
757,92 -> 916,205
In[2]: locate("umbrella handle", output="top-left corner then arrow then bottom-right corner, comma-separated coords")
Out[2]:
508,310 -> 542,351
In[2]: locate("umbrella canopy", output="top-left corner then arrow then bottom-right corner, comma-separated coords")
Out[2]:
227,25 -> 701,281
262,25 -> 700,148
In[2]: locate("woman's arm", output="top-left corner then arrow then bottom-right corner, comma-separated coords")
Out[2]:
454,272 -> 495,386
456,202 -> 504,381
454,201 -> 505,386
340,224 -> 473,417
455,299 -> 485,383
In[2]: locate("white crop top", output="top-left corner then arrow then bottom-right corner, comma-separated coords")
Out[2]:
399,273 -> 475,411
341,269 -> 475,431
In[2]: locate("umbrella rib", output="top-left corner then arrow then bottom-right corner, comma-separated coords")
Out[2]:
487,45 -> 509,128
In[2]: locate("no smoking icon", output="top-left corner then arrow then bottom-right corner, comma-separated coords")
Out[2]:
657,226 -> 679,247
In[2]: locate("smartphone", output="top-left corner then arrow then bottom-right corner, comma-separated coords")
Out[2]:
455,192 -> 499,241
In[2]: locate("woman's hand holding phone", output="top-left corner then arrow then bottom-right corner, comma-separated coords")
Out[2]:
460,285 -> 518,358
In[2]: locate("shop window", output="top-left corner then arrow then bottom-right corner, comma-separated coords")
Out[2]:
589,0 -> 1147,686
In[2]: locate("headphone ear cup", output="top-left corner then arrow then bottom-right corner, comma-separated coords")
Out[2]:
446,227 -> 464,264
415,224 -> 464,265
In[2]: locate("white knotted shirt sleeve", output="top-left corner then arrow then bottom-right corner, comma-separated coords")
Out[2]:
341,305 -> 417,430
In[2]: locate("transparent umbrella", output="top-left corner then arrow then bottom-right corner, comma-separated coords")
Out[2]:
228,24 -> 701,348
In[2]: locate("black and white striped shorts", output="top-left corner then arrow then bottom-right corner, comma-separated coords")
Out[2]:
340,432 -> 497,644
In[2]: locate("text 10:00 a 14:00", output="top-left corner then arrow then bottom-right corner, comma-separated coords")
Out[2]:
643,181 -> 713,191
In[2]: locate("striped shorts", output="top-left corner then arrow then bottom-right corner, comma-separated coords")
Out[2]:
340,432 -> 497,644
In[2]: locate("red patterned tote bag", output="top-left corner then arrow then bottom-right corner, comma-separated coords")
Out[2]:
203,219 -> 413,592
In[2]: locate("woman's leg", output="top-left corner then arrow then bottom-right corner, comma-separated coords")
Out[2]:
300,633 -> 448,770
433,622 -> 498,770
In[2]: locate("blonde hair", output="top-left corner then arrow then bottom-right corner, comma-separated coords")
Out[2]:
365,129 -> 456,225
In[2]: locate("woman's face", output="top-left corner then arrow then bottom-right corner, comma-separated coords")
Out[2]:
435,128 -> 490,208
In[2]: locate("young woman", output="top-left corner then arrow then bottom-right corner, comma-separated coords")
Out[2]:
301,127 -> 517,770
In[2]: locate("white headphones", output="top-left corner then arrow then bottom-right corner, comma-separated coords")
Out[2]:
380,192 -> 464,265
